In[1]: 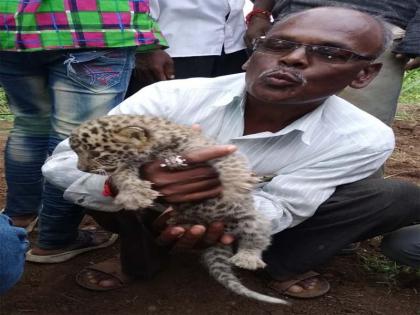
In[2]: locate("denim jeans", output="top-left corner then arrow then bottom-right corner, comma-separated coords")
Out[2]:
263,178 -> 420,279
0,48 -> 135,248
381,224 -> 420,268
0,214 -> 28,294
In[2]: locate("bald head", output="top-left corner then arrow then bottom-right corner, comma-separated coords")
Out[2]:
270,7 -> 390,59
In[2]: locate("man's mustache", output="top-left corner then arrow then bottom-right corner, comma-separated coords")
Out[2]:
258,67 -> 307,85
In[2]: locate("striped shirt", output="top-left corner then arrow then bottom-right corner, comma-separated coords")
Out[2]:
0,0 -> 167,52
42,73 -> 395,234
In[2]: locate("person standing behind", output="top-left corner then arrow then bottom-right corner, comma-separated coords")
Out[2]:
0,0 -> 167,261
126,0 -> 249,96
245,0 -> 420,125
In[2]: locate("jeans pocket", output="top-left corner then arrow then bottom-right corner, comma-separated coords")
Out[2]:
65,48 -> 135,93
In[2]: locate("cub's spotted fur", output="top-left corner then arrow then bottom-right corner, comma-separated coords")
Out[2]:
69,114 -> 288,305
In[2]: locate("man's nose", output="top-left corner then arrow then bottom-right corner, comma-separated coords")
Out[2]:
278,45 -> 309,68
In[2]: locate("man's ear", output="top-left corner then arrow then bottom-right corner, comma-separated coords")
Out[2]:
349,62 -> 382,89
242,58 -> 251,70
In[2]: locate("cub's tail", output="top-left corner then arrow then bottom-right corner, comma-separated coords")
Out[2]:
202,246 -> 290,305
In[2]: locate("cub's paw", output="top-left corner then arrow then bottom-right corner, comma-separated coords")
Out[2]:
114,189 -> 159,210
229,251 -> 266,270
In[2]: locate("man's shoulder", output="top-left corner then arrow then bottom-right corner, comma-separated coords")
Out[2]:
322,96 -> 394,150
151,72 -> 246,91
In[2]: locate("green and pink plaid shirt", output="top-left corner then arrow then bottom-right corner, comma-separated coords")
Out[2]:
0,0 -> 167,52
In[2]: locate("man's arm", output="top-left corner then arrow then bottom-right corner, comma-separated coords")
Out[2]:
42,141 -> 237,249
244,0 -> 275,47
393,6 -> 420,70
134,49 -> 175,85
252,143 -> 394,234
132,0 -> 175,86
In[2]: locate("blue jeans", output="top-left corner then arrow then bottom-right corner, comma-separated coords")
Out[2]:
0,214 -> 28,294
381,224 -> 420,268
0,48 -> 135,249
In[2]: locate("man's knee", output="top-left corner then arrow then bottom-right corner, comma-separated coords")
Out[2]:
381,224 -> 420,268
377,179 -> 420,220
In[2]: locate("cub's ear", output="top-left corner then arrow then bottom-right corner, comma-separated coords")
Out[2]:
114,126 -> 149,147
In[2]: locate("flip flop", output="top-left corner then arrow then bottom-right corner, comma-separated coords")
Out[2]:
269,271 -> 330,299
25,216 -> 38,233
76,257 -> 132,291
25,228 -> 118,263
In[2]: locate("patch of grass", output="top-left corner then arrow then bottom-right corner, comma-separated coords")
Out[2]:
399,69 -> 420,105
358,249 -> 419,287
0,87 -> 13,121
0,88 -> 9,112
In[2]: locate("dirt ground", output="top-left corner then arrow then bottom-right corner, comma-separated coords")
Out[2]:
0,105 -> 419,315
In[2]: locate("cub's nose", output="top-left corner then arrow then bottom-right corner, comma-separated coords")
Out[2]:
77,160 -> 89,172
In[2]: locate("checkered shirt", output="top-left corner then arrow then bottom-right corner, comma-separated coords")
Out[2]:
0,0 -> 167,52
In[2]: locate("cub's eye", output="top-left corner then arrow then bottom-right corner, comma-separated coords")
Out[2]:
96,155 -> 114,164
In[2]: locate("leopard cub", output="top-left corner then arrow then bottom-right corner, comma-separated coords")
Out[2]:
69,114 -> 288,305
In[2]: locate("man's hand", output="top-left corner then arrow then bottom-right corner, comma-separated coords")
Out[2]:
405,57 -> 420,70
135,49 -> 175,84
153,208 -> 235,250
141,145 -> 237,203
394,54 -> 420,70
244,16 -> 272,48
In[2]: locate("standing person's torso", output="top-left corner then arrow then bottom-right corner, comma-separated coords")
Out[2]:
0,0 -> 165,52
151,0 -> 247,57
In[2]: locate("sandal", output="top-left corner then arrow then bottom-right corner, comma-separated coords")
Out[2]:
25,228 -> 118,263
269,271 -> 330,299
339,242 -> 361,255
76,257 -> 132,291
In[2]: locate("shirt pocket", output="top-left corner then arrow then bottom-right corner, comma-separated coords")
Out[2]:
65,48 -> 135,93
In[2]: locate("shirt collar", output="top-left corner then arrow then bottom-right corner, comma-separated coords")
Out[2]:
210,73 -> 333,145
235,102 -> 327,145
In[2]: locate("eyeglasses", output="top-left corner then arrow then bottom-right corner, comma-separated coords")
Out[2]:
253,36 -> 377,63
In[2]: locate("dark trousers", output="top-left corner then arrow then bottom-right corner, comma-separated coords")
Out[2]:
88,178 -> 420,280
86,209 -> 169,279
171,49 -> 249,79
125,49 -> 249,98
263,178 -> 420,279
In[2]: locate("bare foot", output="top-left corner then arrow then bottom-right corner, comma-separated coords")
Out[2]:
269,271 -> 331,299
84,269 -> 123,289
76,257 -> 131,291
286,277 -> 320,294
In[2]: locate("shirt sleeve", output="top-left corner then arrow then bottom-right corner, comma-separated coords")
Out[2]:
252,144 -> 394,235
41,139 -> 120,212
42,83 -> 175,211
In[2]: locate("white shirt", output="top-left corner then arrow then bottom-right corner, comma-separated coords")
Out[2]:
150,0 -> 247,57
42,73 -> 395,234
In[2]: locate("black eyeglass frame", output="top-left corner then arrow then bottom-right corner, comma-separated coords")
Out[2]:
252,36 -> 378,63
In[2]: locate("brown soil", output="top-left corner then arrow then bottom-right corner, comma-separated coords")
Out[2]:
0,105 -> 419,315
